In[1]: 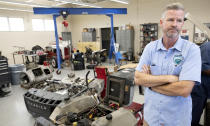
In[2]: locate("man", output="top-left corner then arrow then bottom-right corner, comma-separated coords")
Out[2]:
135,3 -> 201,126
191,41 -> 210,126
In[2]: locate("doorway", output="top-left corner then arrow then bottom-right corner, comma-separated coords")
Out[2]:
100,27 -> 119,53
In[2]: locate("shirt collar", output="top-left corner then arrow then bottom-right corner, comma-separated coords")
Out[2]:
156,36 -> 183,51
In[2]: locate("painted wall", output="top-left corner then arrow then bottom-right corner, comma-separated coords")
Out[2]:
0,8 -> 72,64
0,0 -> 210,64
70,0 -> 210,57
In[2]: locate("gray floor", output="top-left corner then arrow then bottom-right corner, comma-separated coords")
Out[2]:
0,61 -> 144,126
0,62 -> 205,126
0,85 -> 35,126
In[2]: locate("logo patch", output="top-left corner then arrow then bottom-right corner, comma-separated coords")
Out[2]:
173,54 -> 183,66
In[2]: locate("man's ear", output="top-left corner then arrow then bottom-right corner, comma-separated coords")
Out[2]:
160,19 -> 163,27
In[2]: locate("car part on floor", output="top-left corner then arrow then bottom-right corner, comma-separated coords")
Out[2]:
20,65 -> 53,89
35,68 -> 142,126
24,71 -> 104,119
24,88 -> 69,118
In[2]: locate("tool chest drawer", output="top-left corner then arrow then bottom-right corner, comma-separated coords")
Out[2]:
0,56 -> 10,86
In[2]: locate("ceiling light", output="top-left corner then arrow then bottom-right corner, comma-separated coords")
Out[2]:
25,0 -> 34,2
0,7 -> 33,12
55,2 -> 68,6
110,0 -> 128,4
0,0 -> 49,7
51,0 -> 102,8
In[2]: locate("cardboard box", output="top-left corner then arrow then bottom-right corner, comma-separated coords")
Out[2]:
77,42 -> 100,53
119,63 -> 138,69
96,65 -> 118,74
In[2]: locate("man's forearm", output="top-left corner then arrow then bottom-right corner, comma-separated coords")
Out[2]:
151,80 -> 195,97
134,71 -> 179,87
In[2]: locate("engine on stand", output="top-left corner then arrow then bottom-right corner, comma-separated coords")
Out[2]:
24,71 -> 105,120
20,65 -> 53,89
85,47 -> 107,69
34,68 -> 144,126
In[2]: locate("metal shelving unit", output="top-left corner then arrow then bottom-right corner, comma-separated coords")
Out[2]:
140,23 -> 158,54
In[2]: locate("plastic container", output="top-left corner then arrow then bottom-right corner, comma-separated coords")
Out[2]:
8,64 -> 25,85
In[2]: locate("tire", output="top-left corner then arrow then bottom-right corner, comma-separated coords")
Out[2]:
100,55 -> 106,62
51,58 -> 58,68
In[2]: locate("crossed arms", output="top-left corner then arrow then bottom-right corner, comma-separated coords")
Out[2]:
134,65 -> 195,97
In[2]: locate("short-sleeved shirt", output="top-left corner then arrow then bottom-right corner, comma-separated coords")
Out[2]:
200,41 -> 210,98
136,36 -> 201,126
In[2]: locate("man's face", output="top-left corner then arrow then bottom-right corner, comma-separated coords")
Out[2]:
160,10 -> 185,39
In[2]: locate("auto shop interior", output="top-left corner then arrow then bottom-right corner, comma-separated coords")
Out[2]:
0,0 -> 210,126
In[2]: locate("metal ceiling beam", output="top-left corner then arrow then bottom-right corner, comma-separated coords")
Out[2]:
33,8 -> 127,71
33,7 -> 127,15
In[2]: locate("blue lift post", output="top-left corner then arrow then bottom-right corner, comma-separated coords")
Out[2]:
107,14 -> 119,64
33,8 -> 127,72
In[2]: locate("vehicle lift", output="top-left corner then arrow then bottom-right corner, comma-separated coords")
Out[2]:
33,8 -> 127,74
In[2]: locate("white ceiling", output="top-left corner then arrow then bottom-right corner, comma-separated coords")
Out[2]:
0,0 -> 113,8
0,0 -> 129,13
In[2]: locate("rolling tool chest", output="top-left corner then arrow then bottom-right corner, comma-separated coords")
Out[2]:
0,56 -> 11,87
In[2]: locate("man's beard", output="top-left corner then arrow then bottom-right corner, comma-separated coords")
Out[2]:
166,29 -> 180,38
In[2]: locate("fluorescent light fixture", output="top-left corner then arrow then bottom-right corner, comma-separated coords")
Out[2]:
110,0 -> 128,4
72,2 -> 102,8
25,0 -> 34,2
0,7 -> 33,12
52,0 -> 102,8
55,2 -> 68,6
0,0 -> 50,7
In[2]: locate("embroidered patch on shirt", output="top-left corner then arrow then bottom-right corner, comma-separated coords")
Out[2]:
173,54 -> 183,66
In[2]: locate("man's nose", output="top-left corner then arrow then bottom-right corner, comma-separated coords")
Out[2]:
171,21 -> 178,27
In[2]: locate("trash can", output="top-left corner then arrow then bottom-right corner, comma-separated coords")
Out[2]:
9,64 -> 25,85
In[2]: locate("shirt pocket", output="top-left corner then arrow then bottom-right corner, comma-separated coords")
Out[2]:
173,66 -> 182,75
150,65 -> 161,75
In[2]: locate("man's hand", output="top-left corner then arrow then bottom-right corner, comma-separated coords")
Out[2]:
135,64 -> 179,87
151,80 -> 195,97
141,65 -> 151,74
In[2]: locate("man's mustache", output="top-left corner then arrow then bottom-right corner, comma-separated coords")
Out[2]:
168,28 -> 179,32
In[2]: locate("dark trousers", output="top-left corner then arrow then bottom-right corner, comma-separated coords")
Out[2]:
191,84 -> 207,126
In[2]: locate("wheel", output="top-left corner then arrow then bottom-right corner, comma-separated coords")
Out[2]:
51,58 -> 58,68
100,55 -> 106,62
56,69 -> 61,75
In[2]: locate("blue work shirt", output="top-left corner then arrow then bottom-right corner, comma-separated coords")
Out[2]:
136,36 -> 201,126
200,41 -> 210,98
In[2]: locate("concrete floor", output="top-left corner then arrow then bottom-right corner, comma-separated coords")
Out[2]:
1,62 -> 203,126
0,62 -> 144,126
0,85 -> 35,126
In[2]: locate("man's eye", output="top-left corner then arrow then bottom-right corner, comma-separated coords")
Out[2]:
177,19 -> 183,22
167,19 -> 174,21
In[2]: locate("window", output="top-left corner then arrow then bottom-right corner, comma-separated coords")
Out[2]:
0,17 -> 24,31
0,17 -> 9,31
32,19 -> 54,31
9,18 -> 24,31
32,19 -> 44,31
44,20 -> 54,31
